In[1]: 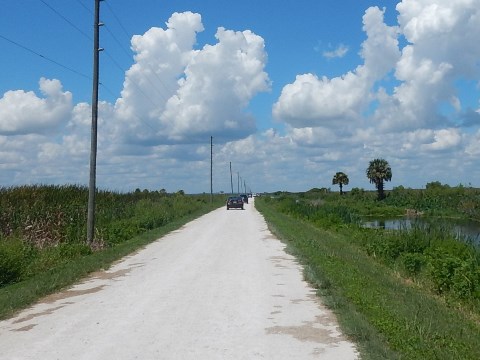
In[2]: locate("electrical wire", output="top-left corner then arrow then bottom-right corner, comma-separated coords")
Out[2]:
102,24 -> 171,104
102,51 -> 160,108
22,0 -> 176,135
75,0 -> 93,15
0,33 -> 91,80
104,1 -> 130,39
39,0 -> 92,41
103,1 -> 177,99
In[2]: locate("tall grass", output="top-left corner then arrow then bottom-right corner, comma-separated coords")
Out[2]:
0,185 -> 223,288
0,200 -> 220,321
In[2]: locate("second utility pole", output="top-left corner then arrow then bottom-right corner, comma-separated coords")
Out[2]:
230,162 -> 233,194
210,136 -> 213,203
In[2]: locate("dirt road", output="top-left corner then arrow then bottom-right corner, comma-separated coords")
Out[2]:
0,199 -> 358,359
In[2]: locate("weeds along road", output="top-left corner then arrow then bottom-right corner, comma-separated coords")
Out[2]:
0,198 -> 358,360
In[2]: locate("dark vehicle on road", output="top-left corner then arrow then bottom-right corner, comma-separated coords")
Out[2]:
226,196 -> 244,210
240,194 -> 249,204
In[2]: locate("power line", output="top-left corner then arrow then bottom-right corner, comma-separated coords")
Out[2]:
72,0 -> 178,129
4,0 -> 169,136
102,24 -> 171,102
0,31 -> 116,99
99,24 -> 159,102
103,1 -> 177,99
98,7 -> 172,133
37,0 -> 163,133
104,1 -> 130,39
0,33 -> 91,80
102,51 -> 162,110
75,0 -> 93,15
39,0 -> 92,41
35,0 -> 149,104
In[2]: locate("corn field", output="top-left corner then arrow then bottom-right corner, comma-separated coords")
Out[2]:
0,185 -> 217,287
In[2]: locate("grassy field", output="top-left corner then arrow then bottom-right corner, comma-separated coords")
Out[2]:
0,185 -> 224,320
256,195 -> 480,360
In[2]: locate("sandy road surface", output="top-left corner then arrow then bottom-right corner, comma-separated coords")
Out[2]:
0,199 -> 358,360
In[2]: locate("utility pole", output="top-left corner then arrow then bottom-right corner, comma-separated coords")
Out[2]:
244,180 -> 246,194
210,136 -> 213,203
229,162 -> 233,194
87,0 -> 103,243
237,172 -> 240,194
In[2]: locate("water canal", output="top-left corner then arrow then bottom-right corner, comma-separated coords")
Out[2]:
362,217 -> 480,246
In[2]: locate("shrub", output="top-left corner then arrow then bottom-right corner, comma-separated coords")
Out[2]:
427,249 -> 464,294
0,240 -> 26,286
426,240 -> 476,294
400,253 -> 426,277
451,258 -> 480,299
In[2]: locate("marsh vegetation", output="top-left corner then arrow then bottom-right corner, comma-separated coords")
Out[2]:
256,184 -> 480,359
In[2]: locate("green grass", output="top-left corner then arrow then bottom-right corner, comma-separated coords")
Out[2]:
256,198 -> 480,360
0,202 -> 220,320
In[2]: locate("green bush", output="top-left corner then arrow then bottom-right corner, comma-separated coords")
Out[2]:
427,253 -> 464,294
400,253 -> 426,277
0,240 -> 24,286
451,258 -> 480,299
104,220 -> 141,245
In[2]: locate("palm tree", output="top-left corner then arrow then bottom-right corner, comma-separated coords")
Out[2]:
366,158 -> 392,200
332,172 -> 349,195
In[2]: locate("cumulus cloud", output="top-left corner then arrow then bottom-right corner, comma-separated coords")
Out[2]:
115,12 -> 203,122
160,27 -> 270,142
274,0 -> 480,136
266,0 -> 480,190
273,6 -> 400,128
272,72 -> 369,127
374,0 -> 480,131
0,11 -> 271,191
0,78 -> 72,135
114,11 -> 270,145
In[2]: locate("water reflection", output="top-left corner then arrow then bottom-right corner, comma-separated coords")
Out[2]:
362,217 -> 480,245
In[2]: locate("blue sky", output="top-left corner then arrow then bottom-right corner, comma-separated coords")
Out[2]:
1,0 -> 480,193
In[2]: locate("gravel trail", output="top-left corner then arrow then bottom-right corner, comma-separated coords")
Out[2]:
0,199 -> 358,359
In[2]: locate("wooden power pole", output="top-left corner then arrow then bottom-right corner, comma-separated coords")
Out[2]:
210,136 -> 213,203
230,162 -> 233,194
87,0 -> 103,243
